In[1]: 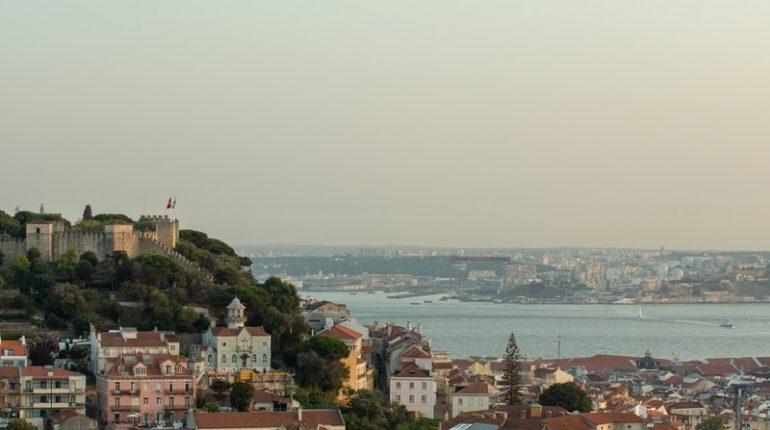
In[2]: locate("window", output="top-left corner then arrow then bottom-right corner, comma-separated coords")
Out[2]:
421,395 -> 426,403
156,397 -> 161,405
221,354 -> 226,364
114,397 -> 119,407
409,382 -> 414,390
421,382 -> 427,390
185,397 -> 190,407
165,365 -> 171,374
252,354 -> 256,363
409,395 -> 414,403
114,382 -> 120,392
263,354 -> 267,363
458,399 -> 463,406
143,398 -> 148,405
396,382 -> 401,390
396,395 -> 401,402
169,383 -> 174,392
169,397 -> 174,407
130,382 -> 135,392
143,382 -> 149,390
185,382 -> 190,392
232,354 -> 236,364
208,354 -> 212,363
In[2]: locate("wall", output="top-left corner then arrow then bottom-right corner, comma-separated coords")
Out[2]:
0,237 -> 26,266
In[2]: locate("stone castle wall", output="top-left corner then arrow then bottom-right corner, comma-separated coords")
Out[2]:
0,236 -> 26,265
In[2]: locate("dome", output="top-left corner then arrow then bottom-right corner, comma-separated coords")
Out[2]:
227,297 -> 245,310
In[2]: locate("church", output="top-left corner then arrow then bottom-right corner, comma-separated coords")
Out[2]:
200,298 -> 272,374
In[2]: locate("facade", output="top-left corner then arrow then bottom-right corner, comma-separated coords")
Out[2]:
96,354 -> 195,429
8,366 -> 87,427
450,383 -> 498,418
544,412 -> 645,430
90,326 -> 180,374
0,334 -> 28,367
200,298 -> 272,374
0,215 -> 179,265
317,324 -> 374,400
389,363 -> 437,419
193,410 -> 345,430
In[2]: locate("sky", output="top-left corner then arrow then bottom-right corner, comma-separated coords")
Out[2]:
2,1 -> 770,250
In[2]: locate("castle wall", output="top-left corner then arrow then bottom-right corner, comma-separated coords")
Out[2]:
52,231 -> 112,260
0,237 -> 26,266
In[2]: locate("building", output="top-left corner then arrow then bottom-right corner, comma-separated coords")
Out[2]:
49,409 -> 98,430
96,354 -> 195,429
450,383 -> 498,418
544,412 -> 645,430
192,410 -> 345,430
317,324 -> 374,400
0,215 -> 179,265
442,405 -> 569,430
90,326 -> 180,374
389,363 -> 437,419
9,366 -> 87,428
200,298 -> 272,375
0,334 -> 27,367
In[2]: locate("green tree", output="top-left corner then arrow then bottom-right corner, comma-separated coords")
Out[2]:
502,332 -> 524,405
83,204 -> 93,220
9,254 -> 31,286
6,418 -> 36,430
295,351 -> 346,396
72,313 -> 101,336
539,382 -> 592,412
697,417 -> 728,430
299,336 -> 349,361
45,284 -> 87,320
203,403 -> 220,412
230,382 -> 255,411
210,379 -> 232,395
55,247 -> 78,281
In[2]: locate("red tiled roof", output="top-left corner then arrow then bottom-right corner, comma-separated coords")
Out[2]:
0,339 -> 27,356
104,354 -> 191,377
402,345 -> 430,359
99,331 -> 171,348
209,326 -> 269,337
582,412 -> 644,424
194,410 -> 343,429
394,363 -> 430,378
22,366 -> 78,379
318,324 -> 362,341
456,383 -> 495,395
544,414 -> 591,430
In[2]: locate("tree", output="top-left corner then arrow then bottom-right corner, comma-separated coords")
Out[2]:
697,417 -> 728,430
83,204 -> 93,220
230,382 -> 255,411
502,332 -> 524,405
28,335 -> 59,366
6,419 -> 36,430
299,336 -> 349,361
210,379 -> 232,395
342,390 -> 438,430
45,284 -> 87,319
539,382 -> 592,412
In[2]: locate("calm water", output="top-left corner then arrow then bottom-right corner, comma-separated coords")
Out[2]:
305,291 -> 770,360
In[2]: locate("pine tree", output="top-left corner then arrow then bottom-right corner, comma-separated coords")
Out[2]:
503,332 -> 524,405
83,204 -> 93,220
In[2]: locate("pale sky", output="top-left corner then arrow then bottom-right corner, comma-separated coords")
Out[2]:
3,1 -> 770,250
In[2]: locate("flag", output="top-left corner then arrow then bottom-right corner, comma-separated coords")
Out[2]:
166,197 -> 173,209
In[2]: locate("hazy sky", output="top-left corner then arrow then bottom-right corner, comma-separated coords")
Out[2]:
3,1 -> 770,250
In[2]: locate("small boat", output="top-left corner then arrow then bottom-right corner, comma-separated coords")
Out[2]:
423,300 -> 433,303
410,302 -> 420,305
719,319 -> 735,329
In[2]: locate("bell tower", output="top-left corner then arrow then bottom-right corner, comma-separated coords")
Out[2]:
226,297 -> 246,329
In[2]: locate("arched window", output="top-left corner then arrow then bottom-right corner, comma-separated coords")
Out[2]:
221,354 -> 226,364
252,354 -> 256,364
263,354 -> 267,363
231,354 -> 236,364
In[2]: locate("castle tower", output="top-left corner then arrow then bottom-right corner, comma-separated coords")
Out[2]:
25,221 -> 53,262
226,297 -> 247,329
155,215 -> 179,249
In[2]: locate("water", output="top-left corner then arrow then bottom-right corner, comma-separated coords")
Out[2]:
304,291 -> 770,360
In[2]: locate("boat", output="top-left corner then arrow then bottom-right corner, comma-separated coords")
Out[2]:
367,291 -> 376,294
719,319 -> 735,329
423,300 -> 433,303
439,296 -> 449,301
410,302 -> 420,305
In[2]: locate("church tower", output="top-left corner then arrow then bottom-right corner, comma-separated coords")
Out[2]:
226,297 -> 246,329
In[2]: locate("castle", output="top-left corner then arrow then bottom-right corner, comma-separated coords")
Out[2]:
0,215 -> 181,265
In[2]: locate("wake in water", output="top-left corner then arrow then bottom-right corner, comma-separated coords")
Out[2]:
636,307 -> 721,327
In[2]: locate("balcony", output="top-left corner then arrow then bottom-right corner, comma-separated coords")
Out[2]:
112,405 -> 140,412
165,387 -> 192,394
112,389 -> 139,396
166,405 -> 190,411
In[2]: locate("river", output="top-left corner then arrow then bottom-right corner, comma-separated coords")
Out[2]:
304,291 -> 770,360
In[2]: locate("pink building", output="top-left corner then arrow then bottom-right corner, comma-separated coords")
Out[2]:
96,354 -> 195,429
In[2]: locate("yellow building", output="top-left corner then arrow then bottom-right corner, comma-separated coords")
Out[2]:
317,324 -> 373,402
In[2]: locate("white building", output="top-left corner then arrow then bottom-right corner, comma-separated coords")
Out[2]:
200,298 -> 272,374
89,326 -> 179,374
450,382 -> 498,418
389,363 -> 437,419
